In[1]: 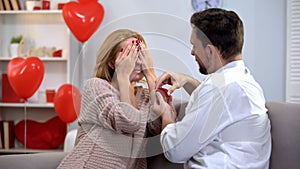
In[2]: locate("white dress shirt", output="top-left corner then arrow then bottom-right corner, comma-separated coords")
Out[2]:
160,61 -> 271,169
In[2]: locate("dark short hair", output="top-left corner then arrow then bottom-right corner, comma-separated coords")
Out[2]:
190,8 -> 244,60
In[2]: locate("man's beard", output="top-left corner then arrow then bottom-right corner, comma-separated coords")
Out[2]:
198,61 -> 208,75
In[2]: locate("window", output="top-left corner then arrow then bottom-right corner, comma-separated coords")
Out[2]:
286,0 -> 300,103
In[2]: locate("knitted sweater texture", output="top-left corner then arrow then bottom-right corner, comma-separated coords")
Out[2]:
57,78 -> 160,169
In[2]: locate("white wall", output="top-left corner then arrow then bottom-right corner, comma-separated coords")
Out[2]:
222,0 -> 286,102
70,0 -> 286,102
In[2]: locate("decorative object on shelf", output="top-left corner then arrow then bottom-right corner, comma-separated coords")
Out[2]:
0,1 -> 4,11
0,120 -> 15,149
42,0 -> 50,10
17,38 -> 58,58
10,0 -> 21,10
57,3 -> 65,10
46,89 -> 56,103
52,49 -> 63,57
1,74 -> 25,103
0,5 -> 72,154
9,35 -> 23,58
33,5 -> 41,10
10,35 -> 23,44
14,116 -> 67,149
2,0 -> 12,10
25,0 -> 42,11
191,0 -> 222,11
62,0 -> 105,43
54,84 -> 81,123
7,57 -> 45,100
0,121 -> 2,149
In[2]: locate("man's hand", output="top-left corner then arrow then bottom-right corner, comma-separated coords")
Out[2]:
150,91 -> 176,129
155,71 -> 200,95
155,72 -> 187,95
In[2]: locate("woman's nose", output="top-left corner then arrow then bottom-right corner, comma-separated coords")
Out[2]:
136,56 -> 142,65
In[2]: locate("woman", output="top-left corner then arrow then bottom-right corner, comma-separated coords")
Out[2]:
57,29 -> 160,169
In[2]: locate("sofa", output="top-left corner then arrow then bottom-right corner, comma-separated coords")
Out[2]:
0,101 -> 299,169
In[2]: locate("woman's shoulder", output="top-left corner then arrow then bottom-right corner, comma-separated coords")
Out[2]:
84,77 -> 108,86
83,78 -> 113,91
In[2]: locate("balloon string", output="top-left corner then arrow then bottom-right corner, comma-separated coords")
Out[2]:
78,42 -> 86,90
24,100 -> 27,153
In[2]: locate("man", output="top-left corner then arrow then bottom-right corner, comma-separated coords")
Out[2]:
151,8 -> 271,169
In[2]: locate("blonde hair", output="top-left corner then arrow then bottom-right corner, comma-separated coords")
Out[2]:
93,29 -> 146,82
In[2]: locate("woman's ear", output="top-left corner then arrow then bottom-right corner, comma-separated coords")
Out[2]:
108,61 -> 115,69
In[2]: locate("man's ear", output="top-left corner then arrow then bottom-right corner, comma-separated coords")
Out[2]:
206,44 -> 220,58
205,45 -> 213,58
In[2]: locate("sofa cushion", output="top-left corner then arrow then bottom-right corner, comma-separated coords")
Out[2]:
266,102 -> 300,169
0,152 -> 68,169
148,154 -> 183,169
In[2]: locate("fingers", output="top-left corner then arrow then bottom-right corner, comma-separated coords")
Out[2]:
155,91 -> 165,103
150,90 -> 169,113
138,43 -> 150,64
155,72 -> 171,89
150,90 -> 164,105
167,85 -> 177,95
116,42 -> 139,64
126,42 -> 139,62
150,90 -> 157,105
131,46 -> 139,62
171,108 -> 177,121
139,43 -> 148,56
124,40 -> 136,56
138,44 -> 146,60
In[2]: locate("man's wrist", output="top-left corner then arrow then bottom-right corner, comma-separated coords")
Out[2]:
161,108 -> 175,130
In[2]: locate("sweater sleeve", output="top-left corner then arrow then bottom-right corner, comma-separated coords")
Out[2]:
80,78 -> 147,134
147,109 -> 162,136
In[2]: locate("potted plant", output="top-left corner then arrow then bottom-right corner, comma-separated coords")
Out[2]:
10,35 -> 22,44
9,35 -> 23,58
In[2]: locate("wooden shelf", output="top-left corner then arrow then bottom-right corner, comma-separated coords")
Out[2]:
0,103 -> 54,108
0,148 -> 63,154
0,10 -> 62,15
0,57 -> 67,62
0,8 -> 71,155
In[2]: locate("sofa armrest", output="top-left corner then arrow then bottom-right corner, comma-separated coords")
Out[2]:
266,102 -> 300,169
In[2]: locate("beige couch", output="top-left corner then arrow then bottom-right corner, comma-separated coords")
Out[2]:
0,102 -> 299,169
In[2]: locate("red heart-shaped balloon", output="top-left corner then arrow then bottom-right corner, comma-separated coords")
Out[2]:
14,116 -> 67,149
62,1 -> 105,43
78,0 -> 98,4
7,57 -> 44,99
54,84 -> 81,123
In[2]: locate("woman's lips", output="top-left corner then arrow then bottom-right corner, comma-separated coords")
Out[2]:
133,69 -> 142,73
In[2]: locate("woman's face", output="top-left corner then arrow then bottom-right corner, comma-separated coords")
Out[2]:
119,37 -> 144,82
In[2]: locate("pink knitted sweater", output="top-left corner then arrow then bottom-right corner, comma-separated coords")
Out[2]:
57,78 -> 160,169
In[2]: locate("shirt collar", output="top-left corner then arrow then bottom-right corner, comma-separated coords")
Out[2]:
216,60 -> 245,73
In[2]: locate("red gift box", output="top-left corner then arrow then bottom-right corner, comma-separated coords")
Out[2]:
1,74 -> 24,103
